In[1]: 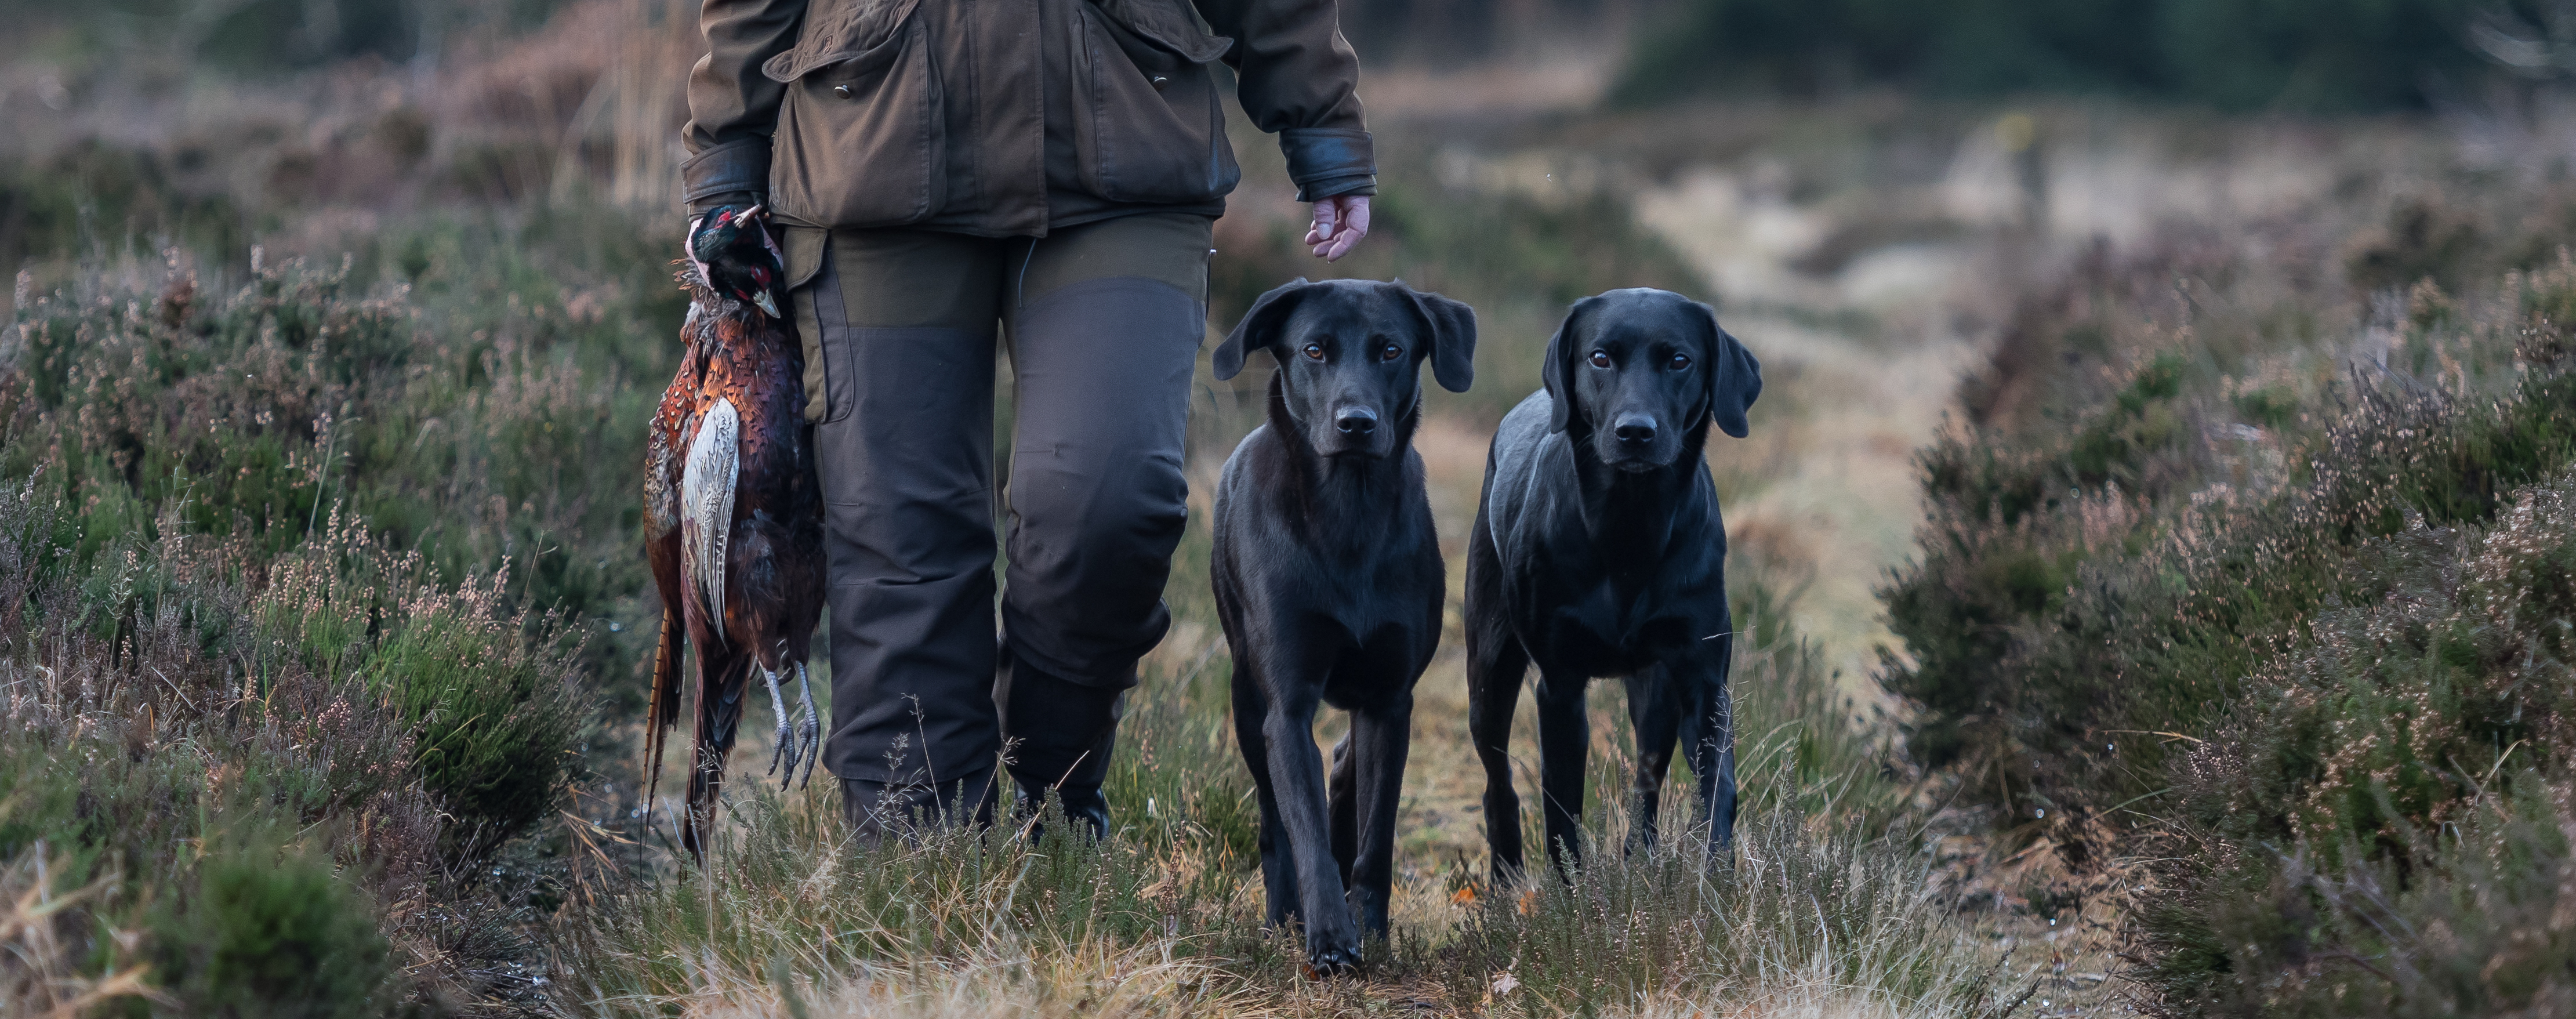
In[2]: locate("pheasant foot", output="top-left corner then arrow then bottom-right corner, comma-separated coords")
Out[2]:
794,661 -> 822,789
764,665 -> 800,785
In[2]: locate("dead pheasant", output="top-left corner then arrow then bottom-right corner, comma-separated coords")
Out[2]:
644,205 -> 825,860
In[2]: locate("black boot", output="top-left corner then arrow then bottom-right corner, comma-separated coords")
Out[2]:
995,650 -> 1127,840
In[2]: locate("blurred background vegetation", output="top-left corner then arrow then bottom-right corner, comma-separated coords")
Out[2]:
14,0 -> 2576,1015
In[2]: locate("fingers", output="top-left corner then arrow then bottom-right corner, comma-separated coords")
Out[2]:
1328,198 -> 1370,262
1307,195 -> 1371,263
1304,200 -> 1338,253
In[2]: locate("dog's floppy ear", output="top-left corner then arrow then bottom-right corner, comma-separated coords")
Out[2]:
1215,278 -> 1314,381
1690,300 -> 1761,439
1540,296 -> 1602,434
1402,285 -> 1478,393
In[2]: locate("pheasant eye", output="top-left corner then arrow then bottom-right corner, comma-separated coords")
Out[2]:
1667,352 -> 1691,370
1302,343 -> 1326,361
1380,342 -> 1402,361
1588,350 -> 1611,369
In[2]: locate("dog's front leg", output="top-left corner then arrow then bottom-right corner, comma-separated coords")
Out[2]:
1340,693 -> 1413,938
1262,686 -> 1363,970
1533,669 -> 1592,874
1465,558 -> 1530,879
1231,665 -> 1302,929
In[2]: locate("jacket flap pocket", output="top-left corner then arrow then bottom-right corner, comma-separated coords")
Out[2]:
782,226 -> 828,291
1091,0 -> 1233,63
763,0 -> 923,82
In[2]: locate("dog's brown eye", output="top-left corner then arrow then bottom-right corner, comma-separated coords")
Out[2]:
1302,343 -> 1326,361
1588,350 -> 1611,369
1380,342 -> 1402,361
1667,353 -> 1691,370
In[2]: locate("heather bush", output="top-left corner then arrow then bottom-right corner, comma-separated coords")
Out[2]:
1881,186 -> 2576,1007
0,219 -> 649,1008
2136,473 -> 2576,1009
0,475 -> 529,1013
1884,241 -> 2576,797
2147,780 -> 2576,1014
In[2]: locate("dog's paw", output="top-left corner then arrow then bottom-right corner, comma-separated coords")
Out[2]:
1301,941 -> 1363,977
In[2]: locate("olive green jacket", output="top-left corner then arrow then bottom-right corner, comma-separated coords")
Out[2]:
682,0 -> 1376,236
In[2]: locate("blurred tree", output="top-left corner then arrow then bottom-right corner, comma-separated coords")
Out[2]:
0,0 -> 561,74
2470,0 -> 2576,79
1612,0 -> 2496,112
1340,0 -> 1624,64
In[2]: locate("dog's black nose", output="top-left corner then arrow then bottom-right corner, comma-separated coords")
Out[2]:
1336,407 -> 1378,435
1614,414 -> 1657,445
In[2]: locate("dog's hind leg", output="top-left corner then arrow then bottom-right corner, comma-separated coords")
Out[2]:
1343,696 -> 1412,938
1679,640 -> 1740,857
1623,665 -> 1683,853
1328,731 -> 1358,890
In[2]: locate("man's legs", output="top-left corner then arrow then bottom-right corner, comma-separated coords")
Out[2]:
995,213 -> 1213,834
797,227 -> 1010,836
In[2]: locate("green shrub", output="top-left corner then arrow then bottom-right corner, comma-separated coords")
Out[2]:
360,574 -> 585,861
155,845 -> 394,1019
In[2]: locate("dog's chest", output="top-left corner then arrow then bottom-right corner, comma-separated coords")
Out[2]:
1535,574 -> 1703,672
1300,539 -> 1438,634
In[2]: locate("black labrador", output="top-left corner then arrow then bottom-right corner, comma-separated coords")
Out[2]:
1465,287 -> 1760,878
1210,278 -> 1475,970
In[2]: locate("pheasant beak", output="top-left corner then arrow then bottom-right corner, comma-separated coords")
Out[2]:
753,289 -> 782,319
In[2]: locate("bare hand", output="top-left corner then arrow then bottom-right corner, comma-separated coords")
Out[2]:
1304,194 -> 1371,262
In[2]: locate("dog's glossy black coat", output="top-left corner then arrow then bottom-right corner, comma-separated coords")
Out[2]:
1209,278 -> 1475,969
1465,288 -> 1761,877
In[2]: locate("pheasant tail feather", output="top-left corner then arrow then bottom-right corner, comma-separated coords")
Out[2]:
681,398 -> 741,646
642,606 -> 683,821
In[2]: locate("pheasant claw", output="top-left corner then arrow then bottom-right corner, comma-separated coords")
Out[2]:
794,661 -> 822,790
764,666 -> 798,784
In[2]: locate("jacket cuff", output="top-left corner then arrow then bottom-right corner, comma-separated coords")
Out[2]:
1280,128 -> 1375,196
688,192 -> 763,216
679,138 -> 772,207
1295,174 -> 1376,202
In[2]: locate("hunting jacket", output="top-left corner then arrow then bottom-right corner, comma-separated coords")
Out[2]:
682,0 -> 1377,236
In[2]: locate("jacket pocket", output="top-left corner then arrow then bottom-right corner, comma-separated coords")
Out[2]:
764,3 -> 945,229
1072,0 -> 1240,206
781,227 -> 832,423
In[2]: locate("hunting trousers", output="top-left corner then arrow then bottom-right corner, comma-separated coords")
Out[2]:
783,212 -> 1211,831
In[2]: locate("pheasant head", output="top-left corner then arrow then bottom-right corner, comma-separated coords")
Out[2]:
689,204 -> 788,319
